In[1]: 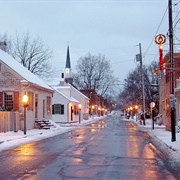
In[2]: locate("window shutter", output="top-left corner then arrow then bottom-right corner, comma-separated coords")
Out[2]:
52,105 -> 54,114
61,105 -> 64,114
13,92 -> 19,111
0,92 -> 3,107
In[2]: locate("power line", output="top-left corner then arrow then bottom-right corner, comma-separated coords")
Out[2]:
144,5 -> 168,57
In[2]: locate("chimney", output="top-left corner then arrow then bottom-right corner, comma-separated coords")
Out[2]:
61,73 -> 64,79
0,41 -> 7,52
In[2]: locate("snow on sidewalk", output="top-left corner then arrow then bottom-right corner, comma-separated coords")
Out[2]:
0,116 -> 102,151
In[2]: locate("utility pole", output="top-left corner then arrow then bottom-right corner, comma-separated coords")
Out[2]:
169,0 -> 176,142
139,43 -> 146,125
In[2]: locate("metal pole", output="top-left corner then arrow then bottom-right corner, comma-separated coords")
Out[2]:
151,108 -> 154,130
24,106 -> 26,135
79,109 -> 81,124
139,43 -> 146,125
169,0 -> 176,141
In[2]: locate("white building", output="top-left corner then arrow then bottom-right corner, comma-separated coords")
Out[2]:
0,49 -> 54,132
50,45 -> 89,123
51,81 -> 89,123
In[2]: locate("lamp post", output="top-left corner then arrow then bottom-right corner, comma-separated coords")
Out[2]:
78,104 -> 82,124
134,105 -> 138,121
22,94 -> 28,135
150,102 -> 155,130
130,106 -> 133,119
92,105 -> 94,117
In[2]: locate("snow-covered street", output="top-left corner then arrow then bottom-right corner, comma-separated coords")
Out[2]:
0,112 -> 180,164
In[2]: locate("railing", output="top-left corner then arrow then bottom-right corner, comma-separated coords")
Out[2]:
0,112 -> 19,133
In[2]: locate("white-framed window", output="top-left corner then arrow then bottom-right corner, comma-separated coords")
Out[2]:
0,91 -> 19,111
27,91 -> 34,111
4,92 -> 13,111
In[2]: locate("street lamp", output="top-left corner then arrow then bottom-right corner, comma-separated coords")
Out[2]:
102,108 -> 104,116
22,94 -> 28,135
134,105 -> 138,121
78,104 -> 82,124
150,102 -> 155,130
98,107 -> 101,116
92,105 -> 94,116
130,106 -> 133,119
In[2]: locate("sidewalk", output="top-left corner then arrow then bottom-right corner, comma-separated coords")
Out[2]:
123,117 -> 180,161
0,116 -> 102,152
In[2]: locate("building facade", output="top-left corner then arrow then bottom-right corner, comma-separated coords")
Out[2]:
159,53 -> 180,130
0,49 -> 54,131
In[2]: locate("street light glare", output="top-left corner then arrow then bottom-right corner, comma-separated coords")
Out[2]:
22,94 -> 28,103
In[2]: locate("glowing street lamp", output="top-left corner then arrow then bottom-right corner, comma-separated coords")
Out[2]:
150,102 -> 155,130
91,105 -> 95,116
134,105 -> 138,121
78,104 -> 82,124
22,94 -> 28,135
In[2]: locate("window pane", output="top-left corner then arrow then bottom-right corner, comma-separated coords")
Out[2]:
4,92 -> 13,111
54,104 -> 61,114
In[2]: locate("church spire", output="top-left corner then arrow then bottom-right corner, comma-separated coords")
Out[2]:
65,45 -> 73,84
65,45 -> 71,69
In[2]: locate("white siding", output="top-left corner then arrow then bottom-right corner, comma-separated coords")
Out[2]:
52,91 -> 68,123
25,88 -> 53,130
52,91 -> 80,123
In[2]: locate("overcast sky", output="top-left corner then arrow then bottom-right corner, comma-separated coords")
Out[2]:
0,0 -> 172,85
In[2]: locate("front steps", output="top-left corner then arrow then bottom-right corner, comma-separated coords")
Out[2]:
35,119 -> 55,129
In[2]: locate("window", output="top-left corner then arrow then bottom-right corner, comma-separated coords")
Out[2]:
52,104 -> 64,114
27,91 -> 34,111
4,92 -> 13,111
0,92 -> 19,111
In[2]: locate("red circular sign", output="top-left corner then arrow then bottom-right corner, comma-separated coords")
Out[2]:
154,34 -> 166,45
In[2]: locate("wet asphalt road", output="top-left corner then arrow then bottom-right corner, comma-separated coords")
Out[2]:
0,115 -> 179,180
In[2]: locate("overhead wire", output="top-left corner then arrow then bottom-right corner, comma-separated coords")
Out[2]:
143,6 -> 168,61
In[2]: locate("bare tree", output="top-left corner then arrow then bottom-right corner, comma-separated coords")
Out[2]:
73,53 -> 119,96
1,32 -> 53,79
118,61 -> 159,111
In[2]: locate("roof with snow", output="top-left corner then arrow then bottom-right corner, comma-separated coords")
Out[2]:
52,86 -> 79,103
51,82 -> 89,100
0,49 -> 53,91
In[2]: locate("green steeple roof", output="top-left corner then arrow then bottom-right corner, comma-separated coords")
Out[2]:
65,45 -> 71,69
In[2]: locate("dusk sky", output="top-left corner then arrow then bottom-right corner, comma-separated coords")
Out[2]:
0,0 -> 172,85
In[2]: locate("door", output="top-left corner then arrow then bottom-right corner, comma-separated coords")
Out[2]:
71,106 -> 73,121
35,94 -> 38,119
43,100 -> 45,119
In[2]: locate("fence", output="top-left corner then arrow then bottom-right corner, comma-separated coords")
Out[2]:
0,112 -> 19,133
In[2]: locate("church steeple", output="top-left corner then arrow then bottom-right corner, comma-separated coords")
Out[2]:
65,45 -> 73,84
65,45 -> 71,69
